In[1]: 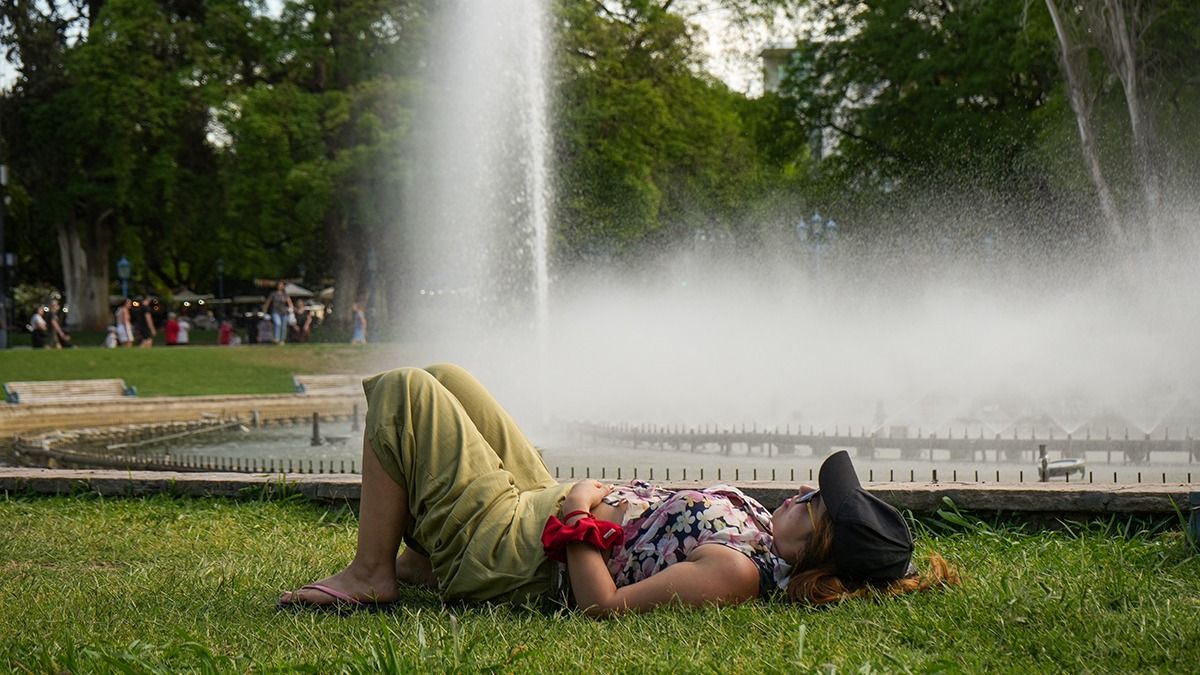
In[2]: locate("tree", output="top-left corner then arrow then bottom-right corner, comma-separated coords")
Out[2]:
2,0 -> 423,328
223,0 -> 422,326
1042,0 -> 1200,246
72,0 -> 256,295
1,0 -> 260,326
554,0 -> 789,262
1043,0 -> 1122,243
0,0 -> 117,330
778,0 -> 1063,242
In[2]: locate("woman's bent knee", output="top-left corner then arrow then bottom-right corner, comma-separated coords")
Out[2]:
367,367 -> 440,402
424,362 -> 470,385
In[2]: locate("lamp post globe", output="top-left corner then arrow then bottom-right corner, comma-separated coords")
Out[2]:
0,164 -> 7,349
117,256 -> 132,299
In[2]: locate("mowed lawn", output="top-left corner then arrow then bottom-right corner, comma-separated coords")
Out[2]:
0,344 -> 403,397
1,494 -> 1198,673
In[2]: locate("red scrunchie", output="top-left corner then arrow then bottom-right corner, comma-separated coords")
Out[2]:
541,513 -> 623,562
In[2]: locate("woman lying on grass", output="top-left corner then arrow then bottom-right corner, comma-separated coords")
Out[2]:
279,364 -> 958,616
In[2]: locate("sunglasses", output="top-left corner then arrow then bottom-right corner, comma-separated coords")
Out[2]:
794,489 -> 820,504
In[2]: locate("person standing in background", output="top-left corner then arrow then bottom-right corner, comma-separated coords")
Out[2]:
289,302 -> 313,343
219,319 -> 234,345
350,302 -> 367,345
29,306 -> 48,348
133,297 -> 157,347
114,298 -> 134,347
164,312 -> 181,346
177,313 -> 192,345
257,313 -> 274,344
262,280 -> 293,345
46,300 -> 71,348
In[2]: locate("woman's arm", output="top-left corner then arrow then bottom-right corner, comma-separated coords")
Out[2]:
567,543 -> 759,617
559,480 -> 759,617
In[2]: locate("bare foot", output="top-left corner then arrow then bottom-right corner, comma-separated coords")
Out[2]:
279,562 -> 399,607
395,548 -> 438,589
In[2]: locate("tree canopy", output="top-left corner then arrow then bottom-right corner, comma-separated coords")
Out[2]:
1,0 -> 1197,328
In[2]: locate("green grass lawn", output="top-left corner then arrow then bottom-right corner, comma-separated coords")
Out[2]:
1,494 -> 1197,673
0,344 -> 398,396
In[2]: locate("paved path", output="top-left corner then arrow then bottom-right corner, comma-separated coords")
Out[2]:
0,392 -> 364,435
1,468 -> 1193,514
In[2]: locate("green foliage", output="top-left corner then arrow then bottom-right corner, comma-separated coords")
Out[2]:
0,0 -> 424,309
10,282 -> 62,320
72,0 -> 243,291
779,0 -> 1063,238
213,0 -> 424,326
554,0 -> 806,261
0,2 -> 102,288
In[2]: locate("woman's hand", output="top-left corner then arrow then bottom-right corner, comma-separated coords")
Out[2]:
562,480 -> 612,517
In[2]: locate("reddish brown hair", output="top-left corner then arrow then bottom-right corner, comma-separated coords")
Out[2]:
784,510 -> 960,605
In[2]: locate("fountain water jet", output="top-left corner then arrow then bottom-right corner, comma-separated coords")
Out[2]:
397,0 -> 552,358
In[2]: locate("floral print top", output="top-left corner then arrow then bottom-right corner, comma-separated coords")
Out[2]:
602,480 -> 793,598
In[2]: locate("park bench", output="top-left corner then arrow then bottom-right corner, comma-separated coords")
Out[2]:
3,379 -> 137,405
292,374 -> 366,395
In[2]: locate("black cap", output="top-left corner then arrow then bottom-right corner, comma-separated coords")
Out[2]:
818,451 -> 914,586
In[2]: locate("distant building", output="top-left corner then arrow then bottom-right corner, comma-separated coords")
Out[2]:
759,42 -> 797,94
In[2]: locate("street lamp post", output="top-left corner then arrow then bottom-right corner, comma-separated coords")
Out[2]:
216,257 -> 225,318
0,163 -> 8,349
117,256 -> 132,299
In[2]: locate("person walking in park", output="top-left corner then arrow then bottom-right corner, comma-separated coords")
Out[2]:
262,280 -> 293,345
350,302 -> 367,345
164,312 -> 192,346
46,300 -> 71,348
164,312 -> 180,346
279,364 -> 957,616
28,305 -> 48,348
114,298 -> 134,347
176,313 -> 191,345
218,319 -> 236,345
133,297 -> 157,348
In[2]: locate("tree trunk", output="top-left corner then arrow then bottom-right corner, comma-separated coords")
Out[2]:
56,211 -> 112,331
329,210 -> 361,329
1098,0 -> 1161,217
320,0 -> 363,330
1045,0 -> 1124,245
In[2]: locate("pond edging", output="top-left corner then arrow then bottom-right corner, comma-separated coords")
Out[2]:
0,467 -> 1193,515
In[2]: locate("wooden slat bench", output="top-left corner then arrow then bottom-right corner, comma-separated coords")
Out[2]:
4,379 -> 137,405
292,374 -> 366,395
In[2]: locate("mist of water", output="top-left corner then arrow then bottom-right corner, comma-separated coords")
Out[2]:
390,2 -> 1200,443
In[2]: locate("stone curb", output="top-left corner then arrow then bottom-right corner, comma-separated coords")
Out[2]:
1,468 -> 1194,514
0,392 -> 365,435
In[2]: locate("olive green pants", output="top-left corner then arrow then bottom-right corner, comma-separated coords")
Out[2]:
363,363 -> 571,604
